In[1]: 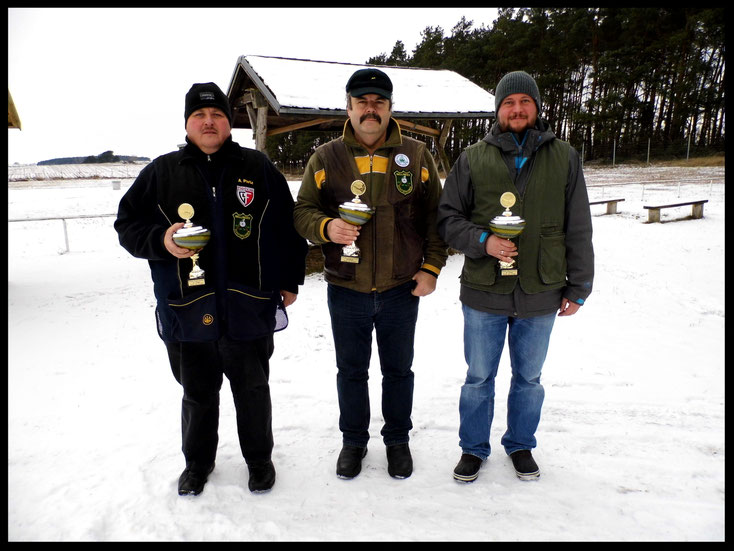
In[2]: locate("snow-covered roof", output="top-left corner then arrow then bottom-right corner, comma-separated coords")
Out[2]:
228,55 -> 495,120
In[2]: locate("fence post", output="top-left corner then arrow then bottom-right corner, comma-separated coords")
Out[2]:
61,219 -> 70,254
612,139 -> 616,166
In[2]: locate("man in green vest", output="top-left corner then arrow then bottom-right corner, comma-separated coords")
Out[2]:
294,68 -> 448,480
437,70 -> 594,483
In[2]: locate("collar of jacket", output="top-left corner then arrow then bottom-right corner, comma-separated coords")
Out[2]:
485,117 -> 555,154
341,117 -> 404,152
179,135 -> 241,164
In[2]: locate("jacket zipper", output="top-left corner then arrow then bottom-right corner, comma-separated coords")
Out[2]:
369,154 -> 377,290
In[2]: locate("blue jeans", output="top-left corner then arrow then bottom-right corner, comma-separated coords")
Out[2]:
459,304 -> 556,459
327,281 -> 419,448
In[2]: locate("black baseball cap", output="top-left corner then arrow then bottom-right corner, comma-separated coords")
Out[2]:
346,68 -> 393,100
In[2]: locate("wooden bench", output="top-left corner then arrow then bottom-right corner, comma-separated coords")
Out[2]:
643,200 -> 708,223
589,198 -> 625,214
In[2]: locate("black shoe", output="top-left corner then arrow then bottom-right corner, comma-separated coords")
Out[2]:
386,443 -> 413,479
453,454 -> 483,483
248,460 -> 276,493
510,450 -> 540,480
178,463 -> 215,496
336,445 -> 368,479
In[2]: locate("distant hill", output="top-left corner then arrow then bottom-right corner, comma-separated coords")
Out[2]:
38,150 -> 150,165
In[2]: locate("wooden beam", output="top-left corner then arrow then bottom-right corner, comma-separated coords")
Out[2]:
266,117 -> 337,137
255,106 -> 267,152
436,119 -> 453,176
394,118 -> 440,137
246,88 -> 269,109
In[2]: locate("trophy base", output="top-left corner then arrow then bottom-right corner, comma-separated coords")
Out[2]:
499,260 -> 518,277
341,243 -> 361,263
188,277 -> 206,286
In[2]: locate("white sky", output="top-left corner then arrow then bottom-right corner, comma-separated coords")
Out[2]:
7,7 -> 500,165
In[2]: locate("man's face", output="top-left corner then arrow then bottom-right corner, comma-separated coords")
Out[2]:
186,107 -> 231,154
347,93 -> 392,149
497,93 -> 538,134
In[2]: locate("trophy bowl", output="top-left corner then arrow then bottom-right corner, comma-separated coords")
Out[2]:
338,200 -> 374,226
488,213 -> 526,239
173,225 -> 211,250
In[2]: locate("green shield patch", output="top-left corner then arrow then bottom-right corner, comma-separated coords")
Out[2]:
233,213 -> 253,239
394,170 -> 413,196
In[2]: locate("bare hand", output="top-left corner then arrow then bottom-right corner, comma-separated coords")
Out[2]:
411,271 -> 437,297
326,218 -> 360,245
280,290 -> 297,307
558,298 -> 581,317
164,222 -> 198,259
486,234 -> 517,263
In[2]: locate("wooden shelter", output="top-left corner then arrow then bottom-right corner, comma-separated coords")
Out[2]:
8,89 -> 21,130
226,56 -> 495,175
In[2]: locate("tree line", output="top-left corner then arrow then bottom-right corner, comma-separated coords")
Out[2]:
38,151 -> 150,165
266,7 -> 725,169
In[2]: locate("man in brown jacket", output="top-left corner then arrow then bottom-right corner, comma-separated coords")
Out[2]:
294,68 -> 447,480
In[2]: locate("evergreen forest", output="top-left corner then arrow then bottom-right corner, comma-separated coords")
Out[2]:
266,7 -> 725,171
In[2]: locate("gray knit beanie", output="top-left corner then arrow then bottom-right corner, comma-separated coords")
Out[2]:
494,71 -> 541,113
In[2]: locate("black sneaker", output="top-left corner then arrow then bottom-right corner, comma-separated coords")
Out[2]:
178,463 -> 215,496
336,445 -> 368,479
510,450 -> 540,480
386,443 -> 413,479
248,460 -> 276,493
453,453 -> 483,483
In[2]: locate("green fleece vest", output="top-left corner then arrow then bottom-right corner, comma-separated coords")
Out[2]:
461,138 -> 570,294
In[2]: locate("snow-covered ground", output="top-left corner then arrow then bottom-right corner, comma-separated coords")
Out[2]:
8,164 -> 725,541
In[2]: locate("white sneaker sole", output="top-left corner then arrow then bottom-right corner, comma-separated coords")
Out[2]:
453,471 -> 479,483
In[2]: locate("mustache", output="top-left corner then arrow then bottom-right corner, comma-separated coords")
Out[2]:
360,113 -> 382,124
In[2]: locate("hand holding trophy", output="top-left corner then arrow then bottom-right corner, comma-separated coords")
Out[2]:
172,203 -> 211,286
337,180 -> 374,264
488,192 -> 526,277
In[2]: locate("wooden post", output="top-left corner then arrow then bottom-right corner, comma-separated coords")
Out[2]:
436,120 -> 453,177
240,88 -> 269,152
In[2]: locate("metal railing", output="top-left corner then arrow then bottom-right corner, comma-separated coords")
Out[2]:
8,213 -> 116,253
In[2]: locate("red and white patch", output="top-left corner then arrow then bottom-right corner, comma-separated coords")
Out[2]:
237,185 -> 255,208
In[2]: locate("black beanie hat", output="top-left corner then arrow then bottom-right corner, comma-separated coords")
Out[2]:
346,68 -> 393,100
494,71 -> 541,113
185,82 -> 232,125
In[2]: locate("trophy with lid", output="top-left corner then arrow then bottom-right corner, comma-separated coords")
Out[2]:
172,203 -> 211,286
338,180 -> 374,264
488,192 -> 526,277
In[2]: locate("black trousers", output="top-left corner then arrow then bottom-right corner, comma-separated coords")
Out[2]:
165,335 -> 275,471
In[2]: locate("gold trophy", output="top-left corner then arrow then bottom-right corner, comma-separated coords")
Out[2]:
338,180 -> 374,264
488,192 -> 526,276
172,203 -> 211,286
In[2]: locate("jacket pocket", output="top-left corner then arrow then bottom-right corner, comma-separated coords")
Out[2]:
392,209 -> 424,279
167,289 -> 220,342
461,255 -> 497,288
322,242 -> 356,281
538,232 -> 567,285
226,283 -> 288,341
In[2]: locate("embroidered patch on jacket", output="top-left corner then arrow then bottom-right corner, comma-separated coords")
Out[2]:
237,184 -> 255,208
233,213 -> 253,239
394,170 -> 414,195
395,153 -> 410,167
